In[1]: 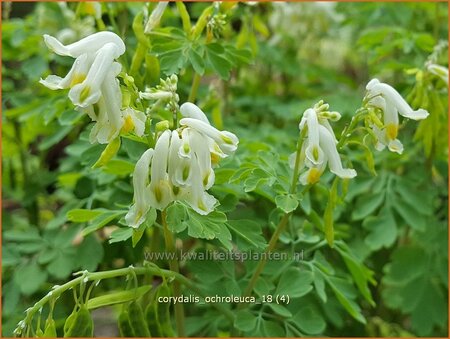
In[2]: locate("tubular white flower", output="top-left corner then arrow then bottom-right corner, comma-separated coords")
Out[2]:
121,108 -> 146,136
69,43 -> 122,107
366,78 -> 429,120
318,125 -> 357,179
178,128 -> 192,159
88,62 -> 123,144
144,2 -> 169,34
39,53 -> 91,90
301,108 -> 325,166
148,130 -> 173,210
43,31 -> 125,58
366,79 -> 429,154
183,158 -> 217,215
189,129 -> 215,189
139,90 -> 173,101
125,149 -> 154,228
180,118 -> 239,155
427,63 -> 449,85
180,102 -> 210,124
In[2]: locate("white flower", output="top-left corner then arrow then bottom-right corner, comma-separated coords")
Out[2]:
366,79 -> 429,120
144,2 -> 169,34
125,149 -> 154,228
39,53 -> 91,90
40,31 -> 143,145
42,31 -> 125,58
292,104 -> 356,185
121,108 -> 146,136
148,130 -> 173,210
366,78 -> 429,154
180,118 -> 239,155
427,63 -> 448,85
69,43 -> 123,107
88,62 -> 124,144
125,103 -> 238,226
183,159 -> 217,215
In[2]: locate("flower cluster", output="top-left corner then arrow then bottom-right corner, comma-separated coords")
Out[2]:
365,78 -> 429,154
40,31 -> 145,144
125,102 -> 239,228
290,101 -> 357,185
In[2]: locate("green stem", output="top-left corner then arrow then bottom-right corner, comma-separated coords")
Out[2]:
337,109 -> 367,150
129,43 -> 147,78
161,209 -> 186,337
188,73 -> 202,103
239,131 -> 306,305
19,265 -> 234,337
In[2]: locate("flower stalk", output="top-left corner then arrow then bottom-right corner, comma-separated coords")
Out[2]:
161,209 -> 186,337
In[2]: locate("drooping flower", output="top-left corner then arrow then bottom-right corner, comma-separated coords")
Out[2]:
126,103 -> 238,227
125,149 -> 153,228
291,103 -> 356,185
427,63 -> 449,85
40,31 -> 145,144
144,2 -> 169,34
365,78 -> 429,154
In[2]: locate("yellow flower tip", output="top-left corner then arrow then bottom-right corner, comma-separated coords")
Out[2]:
154,185 -> 162,203
172,185 -> 180,196
386,123 -> 398,140
211,152 -> 220,165
83,3 -> 97,15
312,146 -> 320,162
197,199 -> 207,212
183,143 -> 190,154
203,173 -> 210,187
70,73 -> 86,88
307,168 -> 322,184
182,165 -> 190,181
121,114 -> 135,133
221,135 -> 233,145
79,86 -> 91,103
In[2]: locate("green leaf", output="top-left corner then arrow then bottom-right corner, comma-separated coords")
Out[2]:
38,125 -> 73,151
276,267 -> 313,298
267,303 -> 292,318
233,310 -> 257,332
226,219 -> 266,250
351,192 -> 385,220
188,48 -> 205,75
393,198 -> 427,231
103,159 -> 135,176
166,202 -> 189,233
363,209 -> 397,250
132,208 -> 157,247
325,275 -> 366,324
14,261 -> 48,295
166,202 -> 232,249
47,251 -> 76,279
292,305 -> 326,335
87,285 -> 152,309
67,209 -> 105,222
275,194 -> 299,213
76,235 -> 104,272
82,211 -> 125,236
109,227 -> 133,244
262,320 -> 285,337
336,242 -> 375,306
206,44 -> 232,80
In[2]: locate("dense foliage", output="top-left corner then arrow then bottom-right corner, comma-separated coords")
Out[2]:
2,2 -> 448,337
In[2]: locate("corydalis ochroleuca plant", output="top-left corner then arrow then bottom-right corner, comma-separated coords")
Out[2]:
40,31 -> 145,144
365,78 -> 429,154
125,103 -> 239,228
290,102 -> 357,185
